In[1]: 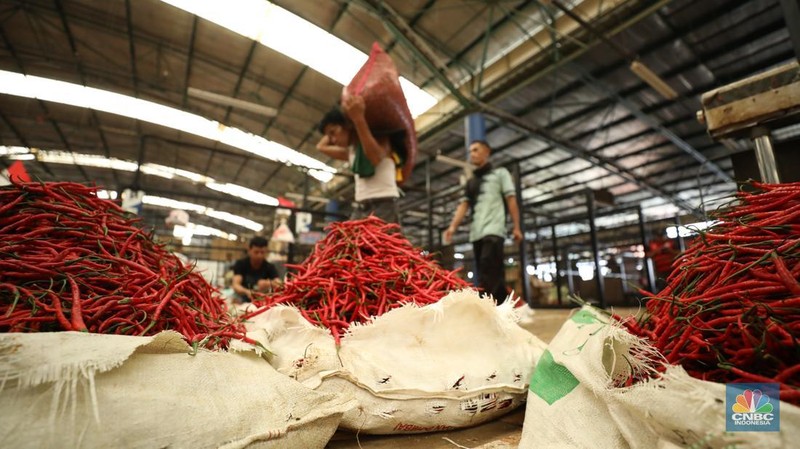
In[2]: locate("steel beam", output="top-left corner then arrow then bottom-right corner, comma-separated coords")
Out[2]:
357,0 -> 472,107
413,0 -> 667,137
181,16 -> 198,109
585,190 -> 605,308
124,0 -> 138,95
480,103 -> 704,216
551,224 -> 563,305
514,162 -> 531,305
568,61 -> 735,185
637,206 -> 655,293
426,156 -> 434,249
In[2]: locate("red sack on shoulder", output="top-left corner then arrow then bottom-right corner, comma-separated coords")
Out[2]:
343,42 -> 418,185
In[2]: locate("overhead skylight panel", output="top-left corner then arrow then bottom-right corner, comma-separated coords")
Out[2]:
1,146 -> 280,211
0,70 -> 336,182
161,0 -> 437,117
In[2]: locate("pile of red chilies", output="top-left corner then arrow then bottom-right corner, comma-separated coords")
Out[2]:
244,216 -> 470,344
0,181 -> 251,350
618,181 -> 800,405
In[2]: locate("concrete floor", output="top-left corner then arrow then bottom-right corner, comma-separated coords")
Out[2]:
326,306 -> 639,449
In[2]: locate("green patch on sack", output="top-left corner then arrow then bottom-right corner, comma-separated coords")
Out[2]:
529,350 -> 579,405
570,308 -> 600,324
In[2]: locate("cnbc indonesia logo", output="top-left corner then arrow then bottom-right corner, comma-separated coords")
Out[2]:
726,384 -> 779,432
731,389 -> 773,423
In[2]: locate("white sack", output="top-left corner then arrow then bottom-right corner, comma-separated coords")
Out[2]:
0,331 -> 353,449
518,306 -> 800,448
246,289 -> 547,434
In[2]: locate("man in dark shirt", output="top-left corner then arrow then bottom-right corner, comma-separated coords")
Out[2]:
231,236 -> 281,303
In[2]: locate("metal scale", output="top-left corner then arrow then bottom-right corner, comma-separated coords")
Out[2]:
697,60 -> 800,183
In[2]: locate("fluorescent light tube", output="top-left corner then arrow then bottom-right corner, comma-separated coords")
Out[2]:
0,70 -> 337,182
630,60 -> 678,100
187,87 -> 278,117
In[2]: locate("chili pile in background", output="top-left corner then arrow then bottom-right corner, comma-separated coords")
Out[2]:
243,216 -> 471,344
0,181 -> 250,351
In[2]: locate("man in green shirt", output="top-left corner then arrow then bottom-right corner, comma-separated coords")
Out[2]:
444,140 -> 523,304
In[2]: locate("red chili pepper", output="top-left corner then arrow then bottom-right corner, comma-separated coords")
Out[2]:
617,181 -> 800,405
245,216 -> 471,345
1,180 -> 248,350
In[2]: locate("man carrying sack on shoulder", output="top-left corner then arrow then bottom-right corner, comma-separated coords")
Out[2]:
316,94 -> 403,224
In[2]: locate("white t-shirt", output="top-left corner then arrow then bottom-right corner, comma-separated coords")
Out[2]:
350,148 -> 399,202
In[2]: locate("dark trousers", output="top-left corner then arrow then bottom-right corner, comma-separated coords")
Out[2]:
351,197 -> 399,224
473,235 -> 507,304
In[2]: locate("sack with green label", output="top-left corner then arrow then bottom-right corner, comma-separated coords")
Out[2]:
0,331 -> 353,449
519,306 -> 800,449
245,289 -> 547,434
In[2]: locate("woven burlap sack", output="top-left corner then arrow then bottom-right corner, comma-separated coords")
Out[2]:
0,331 -> 353,448
246,289 -> 547,434
342,41 -> 417,184
519,306 -> 800,448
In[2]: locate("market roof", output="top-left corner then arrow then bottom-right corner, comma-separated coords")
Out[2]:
1,0 -> 797,243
